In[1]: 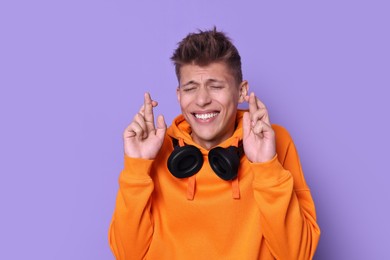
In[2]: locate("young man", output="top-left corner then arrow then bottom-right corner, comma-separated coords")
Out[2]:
109,28 -> 320,259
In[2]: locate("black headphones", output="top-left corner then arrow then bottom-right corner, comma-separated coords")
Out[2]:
167,139 -> 243,181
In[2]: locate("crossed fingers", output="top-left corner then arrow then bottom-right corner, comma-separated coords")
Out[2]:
246,92 -> 271,136
127,93 -> 158,139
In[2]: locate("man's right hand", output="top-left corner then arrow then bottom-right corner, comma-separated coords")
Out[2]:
123,92 -> 167,159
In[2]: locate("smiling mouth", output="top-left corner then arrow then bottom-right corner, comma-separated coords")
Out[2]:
193,112 -> 219,120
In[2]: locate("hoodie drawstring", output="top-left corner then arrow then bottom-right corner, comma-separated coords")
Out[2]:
187,176 -> 196,201
177,138 -> 196,200
231,137 -> 241,199
232,179 -> 240,199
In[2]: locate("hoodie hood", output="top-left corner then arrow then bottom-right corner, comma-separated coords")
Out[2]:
166,110 -> 246,200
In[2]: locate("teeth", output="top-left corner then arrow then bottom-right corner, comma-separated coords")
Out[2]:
195,113 -> 218,120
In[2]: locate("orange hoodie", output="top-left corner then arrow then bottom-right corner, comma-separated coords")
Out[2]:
109,110 -> 320,259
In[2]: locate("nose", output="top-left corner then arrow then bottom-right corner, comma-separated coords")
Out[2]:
196,87 -> 212,107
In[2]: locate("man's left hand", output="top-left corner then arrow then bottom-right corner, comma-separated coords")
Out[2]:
242,92 -> 276,163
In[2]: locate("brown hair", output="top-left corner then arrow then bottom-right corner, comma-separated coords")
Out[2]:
171,27 -> 243,85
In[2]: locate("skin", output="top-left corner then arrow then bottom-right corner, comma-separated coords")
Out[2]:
123,62 -> 276,163
177,62 -> 248,150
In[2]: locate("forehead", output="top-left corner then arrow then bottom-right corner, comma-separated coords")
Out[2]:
179,62 -> 235,85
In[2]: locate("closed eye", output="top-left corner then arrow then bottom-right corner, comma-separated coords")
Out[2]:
182,86 -> 196,92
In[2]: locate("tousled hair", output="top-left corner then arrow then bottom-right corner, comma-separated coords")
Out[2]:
170,27 -> 243,85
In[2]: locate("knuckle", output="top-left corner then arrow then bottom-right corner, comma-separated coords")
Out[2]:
135,112 -> 144,120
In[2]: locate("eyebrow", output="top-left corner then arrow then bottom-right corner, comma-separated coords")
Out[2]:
181,80 -> 198,87
181,79 -> 225,87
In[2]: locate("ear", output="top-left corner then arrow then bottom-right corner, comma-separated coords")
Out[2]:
176,86 -> 181,102
238,81 -> 248,103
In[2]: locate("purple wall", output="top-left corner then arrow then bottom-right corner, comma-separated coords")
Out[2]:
1,0 -> 389,259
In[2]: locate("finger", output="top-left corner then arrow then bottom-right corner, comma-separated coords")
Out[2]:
254,95 -> 266,110
156,114 -> 167,129
248,92 -> 258,115
252,120 -> 273,137
143,92 -> 156,132
129,122 -> 146,140
133,112 -> 148,138
252,95 -> 271,125
242,111 -> 251,139
155,114 -> 167,138
250,108 -> 269,126
124,121 -> 144,139
138,100 -> 158,117
123,127 -> 136,138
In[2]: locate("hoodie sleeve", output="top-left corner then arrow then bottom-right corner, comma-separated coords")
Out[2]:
108,156 -> 155,260
251,126 -> 321,260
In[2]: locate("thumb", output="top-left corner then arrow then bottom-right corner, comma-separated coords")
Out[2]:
242,112 -> 251,139
156,114 -> 167,137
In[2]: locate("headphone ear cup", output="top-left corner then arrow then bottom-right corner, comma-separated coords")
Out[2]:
167,145 -> 204,178
208,146 -> 240,181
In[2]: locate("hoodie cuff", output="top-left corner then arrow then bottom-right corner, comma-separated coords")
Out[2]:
121,155 -> 154,180
251,155 -> 291,187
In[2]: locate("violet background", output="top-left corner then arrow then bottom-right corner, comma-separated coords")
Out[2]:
1,0 -> 389,259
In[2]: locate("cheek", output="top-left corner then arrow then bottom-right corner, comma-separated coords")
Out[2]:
217,92 -> 239,107
178,95 -> 191,109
